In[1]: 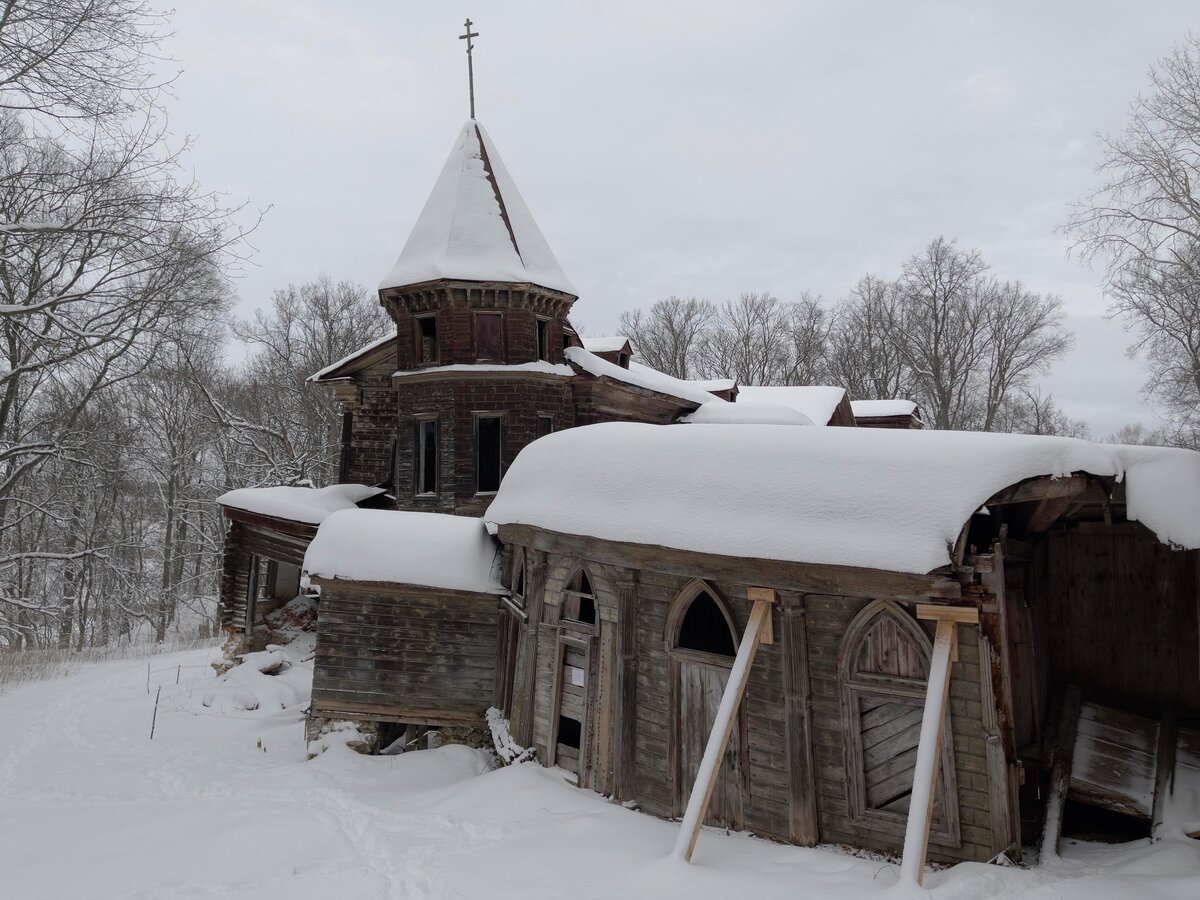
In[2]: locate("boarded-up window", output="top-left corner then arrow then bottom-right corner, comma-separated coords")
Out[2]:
838,601 -> 959,844
476,414 -> 502,493
475,313 -> 503,361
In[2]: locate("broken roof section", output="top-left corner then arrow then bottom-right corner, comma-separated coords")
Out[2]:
308,333 -> 397,383
379,120 -> 576,296
564,347 -> 727,407
217,484 -> 386,526
485,422 -> 1200,575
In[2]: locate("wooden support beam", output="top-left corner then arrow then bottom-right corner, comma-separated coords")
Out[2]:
673,591 -> 774,862
986,475 -> 1090,507
1040,685 -> 1083,861
897,605 -> 977,887
1151,711 -> 1179,836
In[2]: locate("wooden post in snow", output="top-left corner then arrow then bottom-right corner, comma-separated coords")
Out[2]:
673,587 -> 774,863
898,604 -> 979,888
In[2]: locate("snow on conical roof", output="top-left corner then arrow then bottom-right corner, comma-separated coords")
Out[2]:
379,120 -> 575,295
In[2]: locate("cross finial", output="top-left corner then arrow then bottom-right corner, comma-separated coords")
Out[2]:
459,18 -> 479,119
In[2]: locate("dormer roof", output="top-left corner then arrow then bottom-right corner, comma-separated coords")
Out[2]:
379,120 -> 575,296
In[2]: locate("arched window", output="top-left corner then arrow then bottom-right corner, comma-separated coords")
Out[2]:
563,567 -> 596,626
838,601 -> 960,844
677,591 -> 736,656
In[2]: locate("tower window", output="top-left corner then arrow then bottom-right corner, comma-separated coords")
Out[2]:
416,315 -> 438,364
475,313 -> 503,361
416,419 -> 438,495
537,415 -> 554,439
476,414 -> 503,493
536,318 -> 550,361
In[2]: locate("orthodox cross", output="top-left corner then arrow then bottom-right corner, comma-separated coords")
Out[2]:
459,18 -> 479,118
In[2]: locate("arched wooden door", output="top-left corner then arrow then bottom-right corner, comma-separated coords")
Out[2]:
669,584 -> 745,829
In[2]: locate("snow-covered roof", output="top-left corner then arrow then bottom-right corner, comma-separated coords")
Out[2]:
485,422 -> 1200,575
393,361 -> 574,379
217,484 -> 385,526
626,362 -> 735,393
307,334 -> 396,383
565,347 -> 724,407
851,399 -> 919,419
378,120 -> 575,296
680,401 -> 814,426
736,386 -> 846,426
581,336 -> 631,354
304,509 -> 505,594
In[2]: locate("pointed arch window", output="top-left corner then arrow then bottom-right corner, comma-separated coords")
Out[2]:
839,601 -> 960,845
562,568 -> 595,627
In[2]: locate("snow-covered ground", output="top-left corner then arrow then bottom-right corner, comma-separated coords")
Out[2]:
1,646 -> 1198,899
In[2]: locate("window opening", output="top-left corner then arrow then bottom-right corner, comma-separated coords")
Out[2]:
475,313 -> 503,361
537,415 -> 554,439
417,419 -> 438,495
563,569 -> 596,625
476,415 -> 503,493
557,715 -> 581,749
417,315 -> 438,363
677,591 -> 736,656
536,319 -> 550,361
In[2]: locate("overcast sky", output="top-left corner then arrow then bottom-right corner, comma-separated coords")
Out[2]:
165,1 -> 1200,437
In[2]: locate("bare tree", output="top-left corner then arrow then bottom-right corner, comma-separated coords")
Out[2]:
979,280 -> 1073,431
0,0 -> 170,122
827,275 -> 913,402
696,293 -> 791,385
211,275 -> 392,487
887,237 -> 990,430
618,296 -> 715,380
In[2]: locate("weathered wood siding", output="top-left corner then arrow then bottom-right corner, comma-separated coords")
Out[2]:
1031,525 -> 1200,717
806,594 -> 996,862
310,580 -> 499,727
218,519 -> 312,633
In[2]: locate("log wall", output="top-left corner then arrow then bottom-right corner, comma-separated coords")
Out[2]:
310,579 -> 500,727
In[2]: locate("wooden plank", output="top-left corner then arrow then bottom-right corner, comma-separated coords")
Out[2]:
1041,685 -> 1083,860
499,524 -> 962,603
985,475 -> 1090,507
898,616 -> 957,887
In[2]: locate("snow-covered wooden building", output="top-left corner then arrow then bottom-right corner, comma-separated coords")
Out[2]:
213,112 -> 1200,876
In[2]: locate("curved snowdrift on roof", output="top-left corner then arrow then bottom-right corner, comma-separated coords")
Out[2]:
484,423 -> 1200,575
305,509 -> 505,594
216,484 -> 384,526
681,401 -> 814,426
737,385 -> 846,426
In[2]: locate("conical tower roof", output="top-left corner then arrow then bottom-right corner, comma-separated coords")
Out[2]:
379,120 -> 575,296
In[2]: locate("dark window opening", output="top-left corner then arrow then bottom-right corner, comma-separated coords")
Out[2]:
536,319 -> 550,361
475,313 -> 503,361
417,419 -> 438,495
677,591 -> 736,656
618,352 -> 631,369
564,570 -> 596,625
537,415 -> 554,439
514,562 -> 525,598
476,415 -> 503,493
557,715 -> 582,749
338,411 -> 353,482
417,315 -> 438,364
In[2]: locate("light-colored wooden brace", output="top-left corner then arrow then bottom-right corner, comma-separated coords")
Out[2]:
898,605 -> 979,887
673,587 -> 776,862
